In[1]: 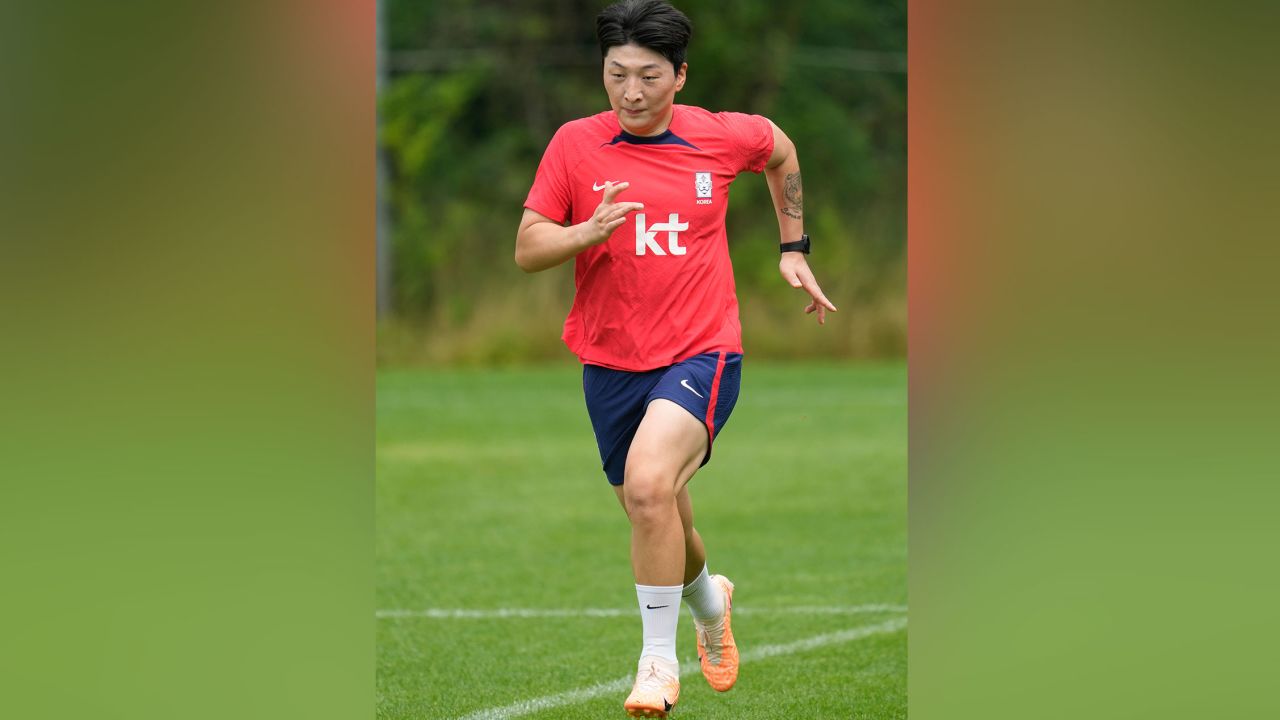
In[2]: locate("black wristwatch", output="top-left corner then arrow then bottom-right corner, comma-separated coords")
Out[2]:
780,234 -> 810,254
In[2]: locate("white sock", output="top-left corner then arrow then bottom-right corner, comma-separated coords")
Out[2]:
682,564 -> 725,625
636,583 -> 682,665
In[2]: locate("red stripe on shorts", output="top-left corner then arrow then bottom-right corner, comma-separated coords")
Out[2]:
703,351 -> 727,444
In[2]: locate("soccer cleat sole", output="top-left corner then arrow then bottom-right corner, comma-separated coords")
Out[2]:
624,697 -> 675,718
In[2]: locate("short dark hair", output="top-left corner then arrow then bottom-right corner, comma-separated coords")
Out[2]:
596,0 -> 692,72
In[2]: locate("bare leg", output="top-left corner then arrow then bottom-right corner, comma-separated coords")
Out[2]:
615,481 -> 707,587
676,486 -> 706,586
620,399 -> 708,586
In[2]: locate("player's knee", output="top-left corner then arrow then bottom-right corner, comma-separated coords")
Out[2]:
622,470 -> 675,523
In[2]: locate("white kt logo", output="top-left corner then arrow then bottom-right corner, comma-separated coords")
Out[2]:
634,213 -> 689,256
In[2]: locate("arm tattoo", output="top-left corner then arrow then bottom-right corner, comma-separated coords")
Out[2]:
781,171 -> 803,219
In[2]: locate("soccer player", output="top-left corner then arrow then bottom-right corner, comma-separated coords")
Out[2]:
515,1 -> 835,716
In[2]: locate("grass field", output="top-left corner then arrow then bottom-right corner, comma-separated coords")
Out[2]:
377,362 -> 907,719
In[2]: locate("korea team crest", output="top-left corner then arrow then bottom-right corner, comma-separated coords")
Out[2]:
695,171 -> 712,204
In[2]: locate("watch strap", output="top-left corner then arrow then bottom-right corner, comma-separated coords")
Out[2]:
779,234 -> 810,254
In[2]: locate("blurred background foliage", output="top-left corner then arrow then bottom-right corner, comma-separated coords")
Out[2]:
377,0 -> 905,365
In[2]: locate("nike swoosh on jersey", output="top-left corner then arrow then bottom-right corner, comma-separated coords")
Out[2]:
680,379 -> 704,398
592,181 -> 618,191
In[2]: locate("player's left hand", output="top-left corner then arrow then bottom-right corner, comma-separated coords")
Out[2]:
779,253 -> 838,325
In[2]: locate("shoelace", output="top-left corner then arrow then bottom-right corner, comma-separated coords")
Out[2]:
696,617 -> 726,664
635,662 -> 676,691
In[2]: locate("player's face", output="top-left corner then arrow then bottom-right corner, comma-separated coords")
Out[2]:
603,43 -> 687,137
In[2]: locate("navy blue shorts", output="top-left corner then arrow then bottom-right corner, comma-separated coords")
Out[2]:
582,351 -> 743,486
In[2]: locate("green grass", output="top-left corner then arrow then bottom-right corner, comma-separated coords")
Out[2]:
377,362 -> 906,719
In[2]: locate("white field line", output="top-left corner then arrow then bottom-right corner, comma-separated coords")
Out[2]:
377,603 -> 906,619
452,616 -> 907,720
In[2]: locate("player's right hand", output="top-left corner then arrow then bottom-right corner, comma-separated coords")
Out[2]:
580,181 -> 644,246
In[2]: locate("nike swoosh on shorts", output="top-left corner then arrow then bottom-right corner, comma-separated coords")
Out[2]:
680,379 -> 704,398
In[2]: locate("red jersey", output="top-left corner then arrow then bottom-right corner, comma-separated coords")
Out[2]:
524,104 -> 774,371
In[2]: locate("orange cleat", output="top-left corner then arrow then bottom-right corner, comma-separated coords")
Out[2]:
624,656 -> 681,718
695,575 -> 738,692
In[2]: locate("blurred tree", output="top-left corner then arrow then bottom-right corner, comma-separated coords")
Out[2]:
378,0 -> 906,364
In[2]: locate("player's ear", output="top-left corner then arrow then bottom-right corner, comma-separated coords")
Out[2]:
674,62 -> 687,91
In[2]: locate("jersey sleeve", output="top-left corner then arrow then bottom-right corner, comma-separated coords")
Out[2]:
719,112 -> 775,174
524,124 -> 575,224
